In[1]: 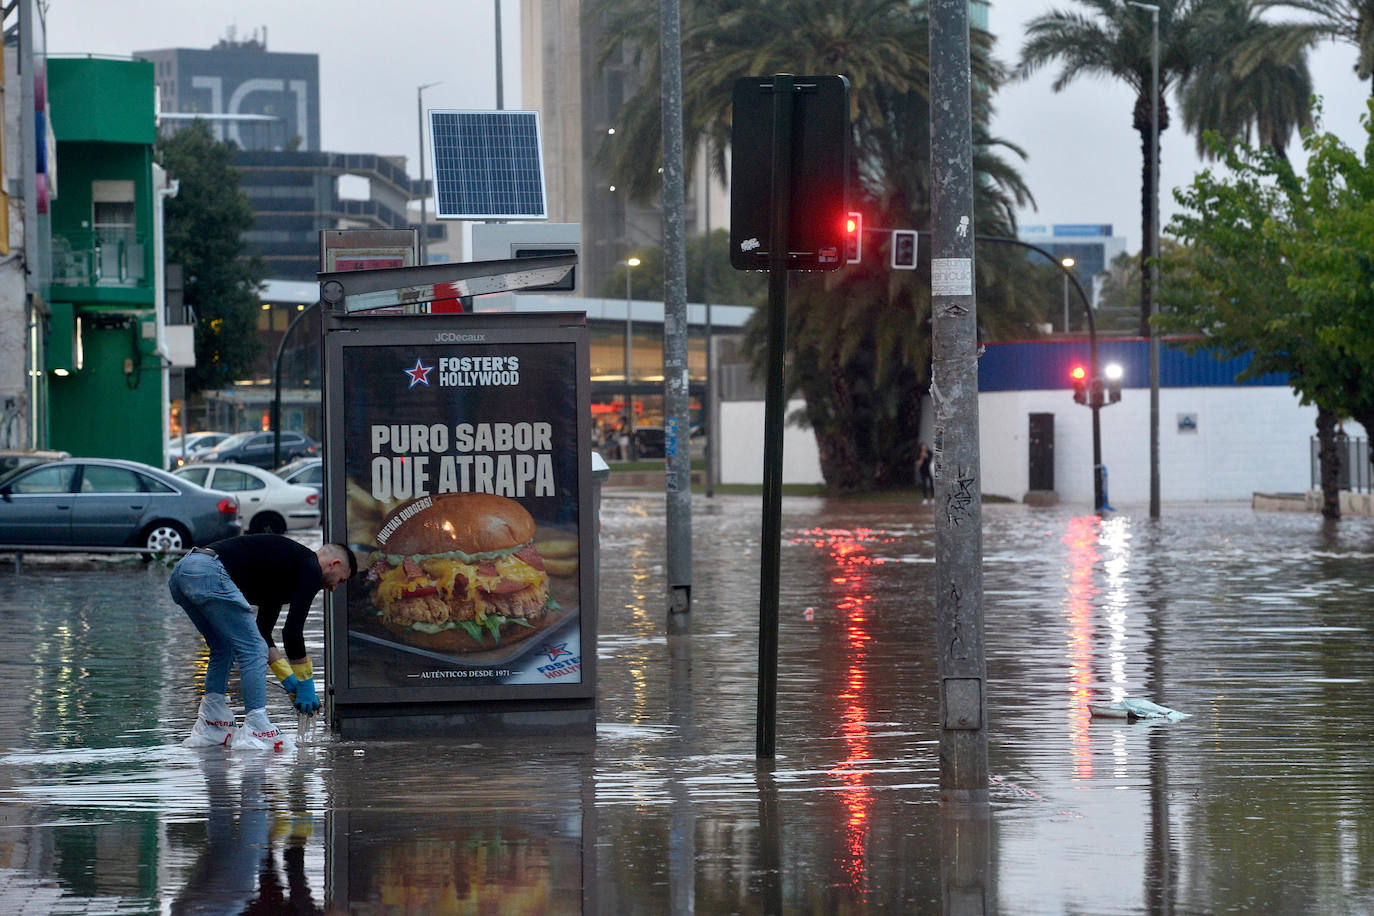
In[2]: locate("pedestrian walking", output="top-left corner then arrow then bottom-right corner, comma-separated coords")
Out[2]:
917,443 -> 934,502
169,534 -> 355,750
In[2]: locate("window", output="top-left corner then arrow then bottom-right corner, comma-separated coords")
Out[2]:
177,467 -> 209,486
9,465 -> 76,494
139,474 -> 176,494
214,469 -> 265,492
80,465 -> 141,493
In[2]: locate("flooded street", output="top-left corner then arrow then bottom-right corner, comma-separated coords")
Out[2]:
1,495 -> 1372,913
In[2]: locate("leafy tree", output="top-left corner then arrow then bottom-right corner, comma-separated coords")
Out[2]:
157,120 -> 265,396
1159,114 -> 1374,515
596,0 -> 1048,490
1018,0 -> 1313,337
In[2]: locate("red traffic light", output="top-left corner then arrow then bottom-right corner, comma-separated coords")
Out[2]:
1070,364 -> 1088,405
845,211 -> 862,264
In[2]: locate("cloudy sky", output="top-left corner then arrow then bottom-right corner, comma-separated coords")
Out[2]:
46,0 -> 1371,254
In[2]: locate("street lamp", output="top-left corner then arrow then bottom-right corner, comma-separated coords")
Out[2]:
623,256 -> 641,460
1129,0 -> 1161,518
1060,256 -> 1076,332
416,80 -> 442,265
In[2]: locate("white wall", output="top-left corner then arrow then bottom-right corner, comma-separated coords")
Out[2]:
718,387 -> 1367,503
719,399 -> 825,485
979,387 -> 1366,506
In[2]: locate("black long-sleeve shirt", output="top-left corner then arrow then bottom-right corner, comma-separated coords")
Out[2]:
208,534 -> 322,660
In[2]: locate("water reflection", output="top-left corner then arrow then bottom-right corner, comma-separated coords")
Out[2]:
0,502 -> 1373,912
171,755 -> 320,915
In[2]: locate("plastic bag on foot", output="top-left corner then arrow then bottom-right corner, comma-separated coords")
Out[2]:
234,708 -> 295,753
182,693 -> 237,748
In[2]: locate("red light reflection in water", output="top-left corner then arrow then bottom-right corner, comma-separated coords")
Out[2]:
794,526 -> 892,899
1061,515 -> 1102,780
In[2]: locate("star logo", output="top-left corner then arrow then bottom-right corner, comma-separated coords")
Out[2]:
403,358 -> 433,388
542,642 -> 572,662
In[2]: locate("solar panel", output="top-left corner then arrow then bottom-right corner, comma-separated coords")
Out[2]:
428,110 -> 549,220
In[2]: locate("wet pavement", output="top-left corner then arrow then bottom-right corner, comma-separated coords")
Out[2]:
1,495 -> 1372,913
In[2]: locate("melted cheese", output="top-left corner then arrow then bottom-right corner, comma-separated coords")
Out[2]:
375,554 -> 548,625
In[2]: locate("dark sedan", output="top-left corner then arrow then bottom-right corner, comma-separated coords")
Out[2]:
0,458 -> 241,552
196,430 -> 319,469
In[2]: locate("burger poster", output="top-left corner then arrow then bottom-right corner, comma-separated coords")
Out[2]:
329,317 -> 593,700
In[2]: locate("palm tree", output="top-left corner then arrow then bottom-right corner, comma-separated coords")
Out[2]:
1180,0 -> 1315,160
594,0 -> 1044,489
1017,0 -> 1227,338
1257,0 -> 1374,95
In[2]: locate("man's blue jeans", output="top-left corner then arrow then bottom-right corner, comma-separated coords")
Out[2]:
170,552 -> 267,712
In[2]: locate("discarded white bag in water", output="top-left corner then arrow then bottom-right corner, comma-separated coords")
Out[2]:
234,708 -> 295,753
182,693 -> 237,748
1089,697 -> 1190,722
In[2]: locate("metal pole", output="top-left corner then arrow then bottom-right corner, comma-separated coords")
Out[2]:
756,74 -> 794,760
929,0 -> 989,807
624,259 -> 637,460
1062,272 -> 1070,333
272,302 -> 320,468
661,0 -> 692,619
704,171 -> 715,498
494,0 -> 504,109
1148,7 -> 1161,519
417,81 -> 441,266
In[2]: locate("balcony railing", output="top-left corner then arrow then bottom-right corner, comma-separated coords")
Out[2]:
52,228 -> 148,288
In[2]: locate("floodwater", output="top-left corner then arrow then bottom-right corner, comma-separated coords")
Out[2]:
0,496 -> 1372,914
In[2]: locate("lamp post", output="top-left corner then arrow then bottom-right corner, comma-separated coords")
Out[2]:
1060,256 -> 1076,332
623,256 -> 640,460
416,81 -> 442,265
1129,0 -> 1161,518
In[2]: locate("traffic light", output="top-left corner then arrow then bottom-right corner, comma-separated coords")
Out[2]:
1105,363 -> 1123,403
1070,364 -> 1088,405
891,230 -> 917,269
845,211 -> 862,263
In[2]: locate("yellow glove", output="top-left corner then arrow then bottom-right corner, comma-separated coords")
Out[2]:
269,657 -> 294,684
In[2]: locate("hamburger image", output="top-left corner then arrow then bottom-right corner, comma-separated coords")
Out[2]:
364,493 -> 558,652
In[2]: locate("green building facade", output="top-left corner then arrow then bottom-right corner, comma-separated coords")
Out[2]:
46,57 -> 163,465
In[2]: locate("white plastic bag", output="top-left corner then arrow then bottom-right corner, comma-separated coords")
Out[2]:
182,693 -> 237,748
234,707 -> 295,753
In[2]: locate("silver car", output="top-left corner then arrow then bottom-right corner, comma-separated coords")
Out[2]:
0,457 -> 241,552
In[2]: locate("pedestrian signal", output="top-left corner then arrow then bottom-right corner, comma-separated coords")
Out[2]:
845,211 -> 862,263
891,230 -> 917,269
1070,365 -> 1088,405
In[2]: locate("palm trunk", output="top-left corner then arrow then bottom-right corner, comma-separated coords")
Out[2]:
1134,90 -> 1169,339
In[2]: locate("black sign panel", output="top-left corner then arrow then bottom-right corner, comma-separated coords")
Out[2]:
729,75 -> 850,271
323,313 -> 594,706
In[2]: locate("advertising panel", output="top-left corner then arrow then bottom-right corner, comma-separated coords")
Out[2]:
323,313 -> 593,706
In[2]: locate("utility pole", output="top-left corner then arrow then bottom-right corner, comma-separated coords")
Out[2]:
661,0 -> 692,621
929,0 -> 989,809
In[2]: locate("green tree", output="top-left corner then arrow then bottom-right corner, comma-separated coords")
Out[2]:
1018,0 -> 1312,337
596,0 -> 1045,490
1159,116 -> 1374,515
157,121 -> 265,396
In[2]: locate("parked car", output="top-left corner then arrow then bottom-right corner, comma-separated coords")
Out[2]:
275,456 -> 322,493
173,463 -> 320,534
196,430 -> 319,468
0,457 -> 240,552
0,449 -> 70,482
168,431 -> 231,470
